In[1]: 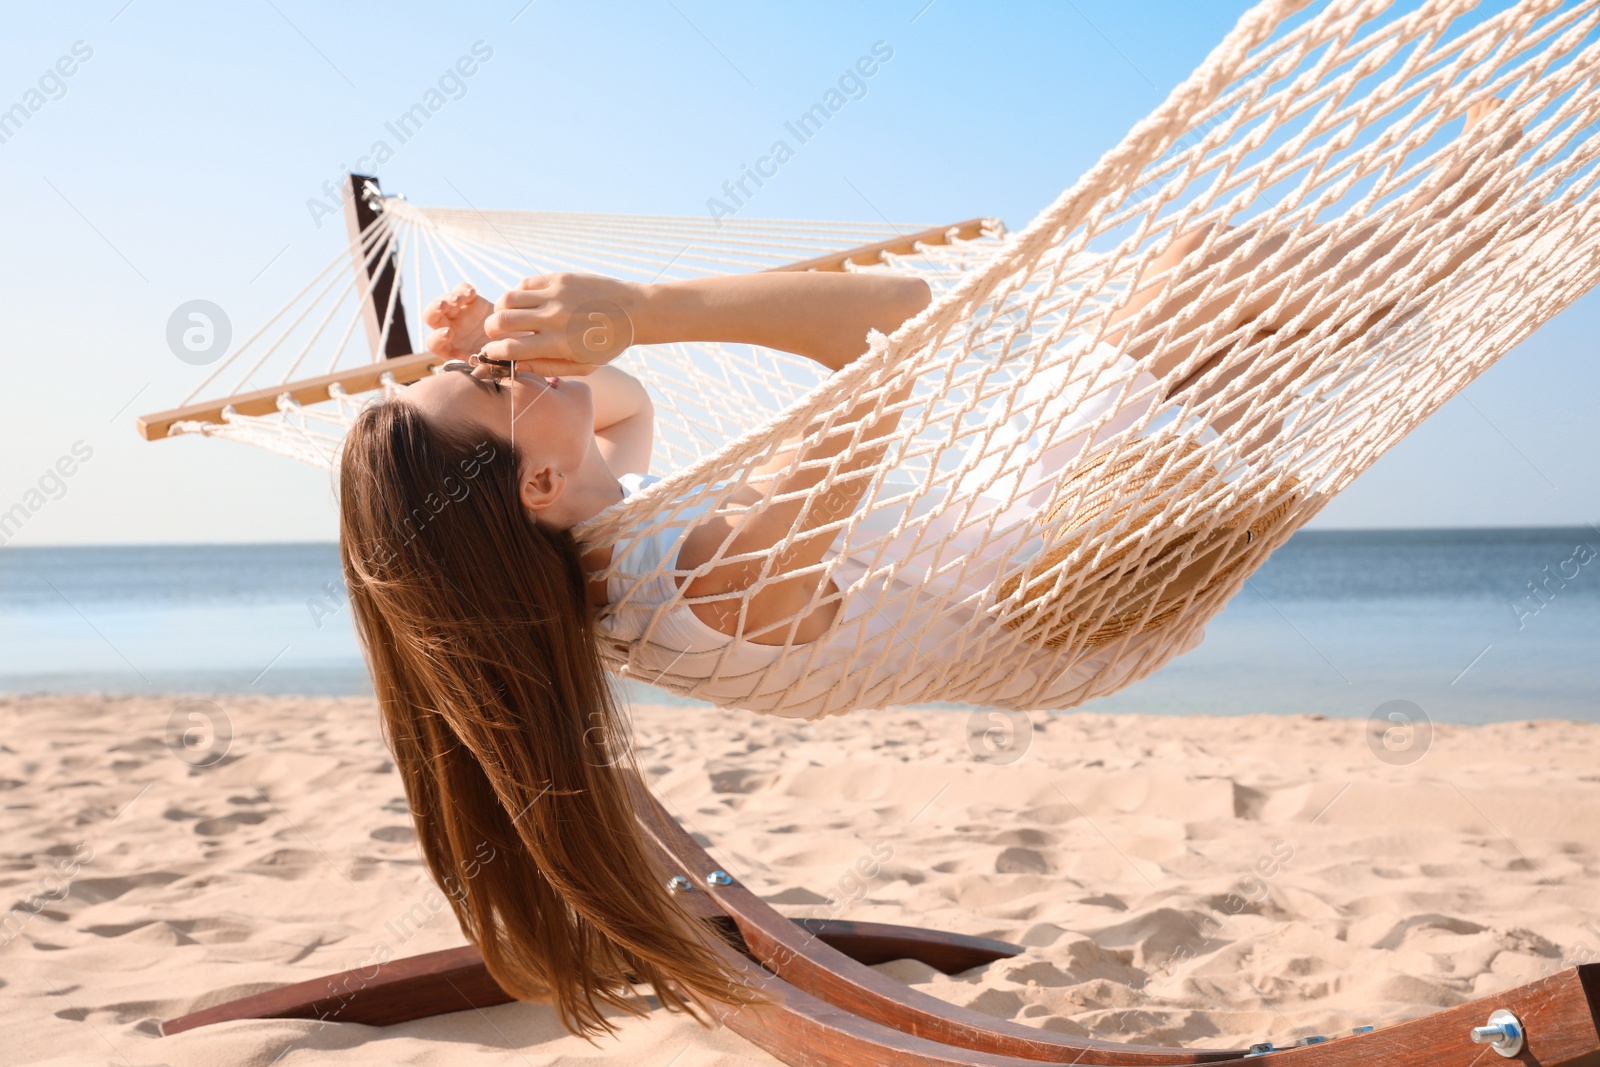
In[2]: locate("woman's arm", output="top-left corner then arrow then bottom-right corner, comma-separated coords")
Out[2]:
635,272 -> 932,371
483,271 -> 931,374
585,365 -> 653,477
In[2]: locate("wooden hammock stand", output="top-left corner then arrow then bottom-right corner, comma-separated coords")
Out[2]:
154,176 -> 1600,1065
161,784 -> 1600,1065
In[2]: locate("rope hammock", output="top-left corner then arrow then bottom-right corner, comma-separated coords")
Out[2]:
140,0 -> 1600,719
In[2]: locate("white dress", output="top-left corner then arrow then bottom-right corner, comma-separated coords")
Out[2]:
596,345 -> 1207,719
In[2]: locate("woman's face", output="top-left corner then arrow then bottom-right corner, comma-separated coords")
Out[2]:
403,362 -> 595,484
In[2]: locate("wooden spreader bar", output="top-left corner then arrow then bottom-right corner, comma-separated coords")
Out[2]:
764,217 -> 996,273
136,351 -> 439,442
159,782 -> 1600,1067
135,211 -> 999,442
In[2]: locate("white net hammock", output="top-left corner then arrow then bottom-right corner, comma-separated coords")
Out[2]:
148,0 -> 1600,718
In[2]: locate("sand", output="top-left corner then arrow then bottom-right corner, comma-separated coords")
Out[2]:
3,692 -> 1598,1065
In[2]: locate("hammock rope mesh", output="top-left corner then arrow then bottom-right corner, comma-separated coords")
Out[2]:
160,0 -> 1600,717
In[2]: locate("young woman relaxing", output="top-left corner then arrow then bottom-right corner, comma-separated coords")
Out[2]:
337,102 -> 1514,1036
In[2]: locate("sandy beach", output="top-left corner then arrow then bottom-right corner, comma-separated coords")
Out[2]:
4,692 -> 1598,1065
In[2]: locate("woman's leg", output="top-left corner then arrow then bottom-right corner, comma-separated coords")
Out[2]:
1104,99 -> 1519,439
675,102 -> 1519,642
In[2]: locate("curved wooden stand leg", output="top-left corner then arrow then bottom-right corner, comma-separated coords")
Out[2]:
636,790 -> 1242,1066
156,916 -> 1023,1037
640,789 -> 1600,1067
159,944 -> 503,1035
793,918 -> 1020,975
160,785 -> 1600,1067
708,940 -> 1128,1067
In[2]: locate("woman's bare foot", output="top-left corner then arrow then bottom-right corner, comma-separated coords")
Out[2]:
1426,98 -> 1522,219
1465,97 -> 1516,144
422,283 -> 494,360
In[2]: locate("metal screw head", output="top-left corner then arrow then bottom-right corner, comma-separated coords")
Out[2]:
705,870 -> 733,887
1469,1009 -> 1524,1058
666,875 -> 691,893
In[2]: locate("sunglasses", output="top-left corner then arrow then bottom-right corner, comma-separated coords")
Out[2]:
440,354 -> 517,381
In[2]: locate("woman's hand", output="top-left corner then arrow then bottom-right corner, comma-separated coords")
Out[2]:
481,273 -> 646,375
422,283 -> 494,360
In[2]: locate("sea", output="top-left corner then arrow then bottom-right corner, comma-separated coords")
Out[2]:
2,528 -> 1596,724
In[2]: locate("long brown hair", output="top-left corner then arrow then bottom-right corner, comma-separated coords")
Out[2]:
338,397 -> 752,1036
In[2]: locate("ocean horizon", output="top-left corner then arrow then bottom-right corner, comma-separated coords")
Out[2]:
3,525 -> 1596,724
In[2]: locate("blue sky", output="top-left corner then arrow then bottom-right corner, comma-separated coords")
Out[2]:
2,0 -> 1595,545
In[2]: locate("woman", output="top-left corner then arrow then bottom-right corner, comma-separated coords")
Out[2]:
339,270 -> 935,1037
339,101 -> 1514,1037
